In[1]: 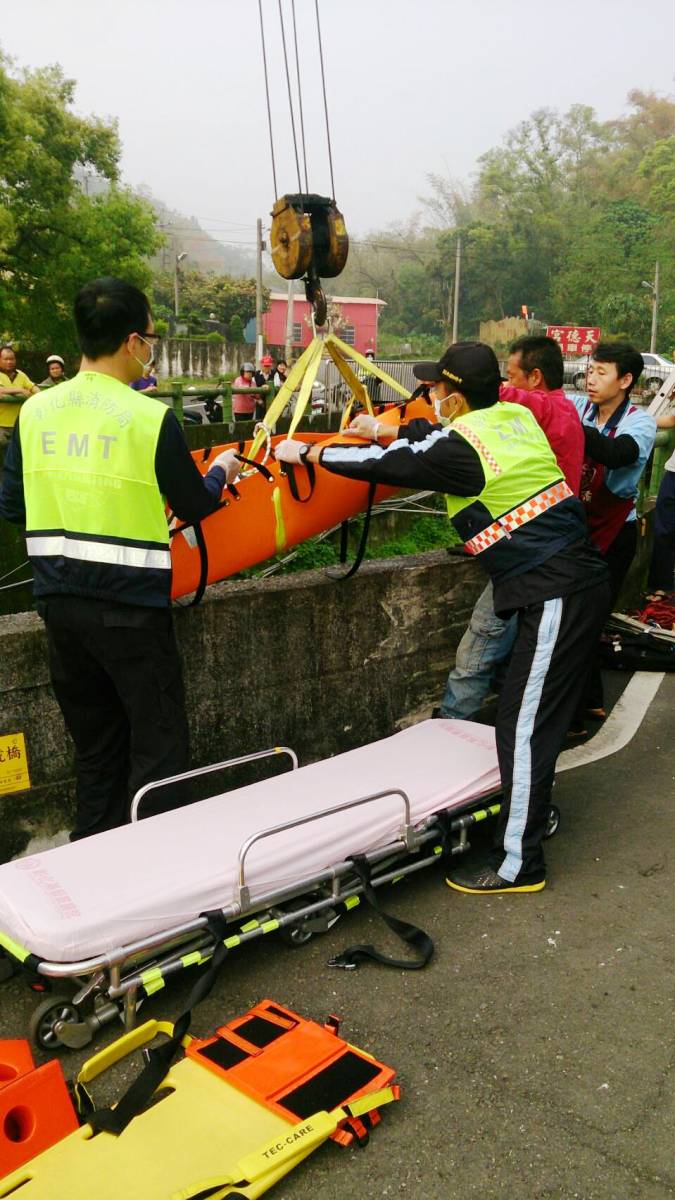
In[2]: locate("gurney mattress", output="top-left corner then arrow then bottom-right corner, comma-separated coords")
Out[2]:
0,720 -> 499,963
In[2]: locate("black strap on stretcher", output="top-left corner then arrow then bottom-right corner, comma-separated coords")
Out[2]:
328,480 -> 377,582
281,458 -> 317,503
329,389 -> 432,582
328,856 -> 434,971
87,913 -> 230,1137
170,454 -> 273,608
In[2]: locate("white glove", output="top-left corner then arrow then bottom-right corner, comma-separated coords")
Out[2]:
209,448 -> 241,485
274,439 -> 310,464
347,414 -> 380,440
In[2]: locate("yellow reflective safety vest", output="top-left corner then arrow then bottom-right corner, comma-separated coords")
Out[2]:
20,372 -> 171,606
445,403 -> 585,579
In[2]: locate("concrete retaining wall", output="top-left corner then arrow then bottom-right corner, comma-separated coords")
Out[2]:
0,551 -> 485,861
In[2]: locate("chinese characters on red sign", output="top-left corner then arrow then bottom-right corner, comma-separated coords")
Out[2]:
546,326 -> 601,355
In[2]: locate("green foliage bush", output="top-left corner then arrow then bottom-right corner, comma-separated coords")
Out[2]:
0,54 -> 159,350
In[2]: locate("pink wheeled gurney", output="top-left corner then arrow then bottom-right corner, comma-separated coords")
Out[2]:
0,720 -> 505,1051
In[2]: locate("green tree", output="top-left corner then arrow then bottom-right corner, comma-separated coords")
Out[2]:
552,200 -> 657,342
151,269 -> 264,334
0,53 -> 159,349
228,314 -> 244,344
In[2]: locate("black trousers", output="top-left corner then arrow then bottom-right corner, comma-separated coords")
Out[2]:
648,470 -> 675,591
583,521 -> 638,712
39,596 -> 190,840
490,580 -> 611,882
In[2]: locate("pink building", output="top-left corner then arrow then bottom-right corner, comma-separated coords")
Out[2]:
262,293 -> 385,355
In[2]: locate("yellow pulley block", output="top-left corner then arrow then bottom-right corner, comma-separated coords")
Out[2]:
270,194 -> 349,281
270,197 -> 313,280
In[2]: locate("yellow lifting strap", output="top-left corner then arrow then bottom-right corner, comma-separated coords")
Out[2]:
329,335 -> 411,397
288,339 -> 324,439
325,341 -> 373,426
169,1085 -> 399,1200
247,332 -> 412,460
248,338 -> 321,460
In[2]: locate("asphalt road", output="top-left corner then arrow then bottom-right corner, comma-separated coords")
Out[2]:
1,672 -> 673,1199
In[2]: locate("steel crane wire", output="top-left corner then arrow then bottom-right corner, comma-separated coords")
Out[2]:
291,0 -> 310,194
314,0 -> 336,200
258,0 -> 338,207
277,0 -> 304,198
257,0 -> 278,197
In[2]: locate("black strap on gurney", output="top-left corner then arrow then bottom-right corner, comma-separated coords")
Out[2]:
87,913 -> 230,1137
328,855 -> 434,971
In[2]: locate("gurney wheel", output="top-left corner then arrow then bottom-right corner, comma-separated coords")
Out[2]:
277,897 -> 316,947
545,805 -> 560,839
30,995 -> 81,1051
279,921 -> 314,947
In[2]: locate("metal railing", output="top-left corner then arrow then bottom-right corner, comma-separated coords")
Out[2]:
316,358 -> 418,413
151,381 -> 274,424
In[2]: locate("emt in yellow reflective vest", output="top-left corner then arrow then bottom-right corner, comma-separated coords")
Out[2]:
275,342 -> 610,894
0,277 -> 240,840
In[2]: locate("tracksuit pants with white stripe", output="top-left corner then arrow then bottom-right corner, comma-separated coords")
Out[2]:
490,580 -> 610,883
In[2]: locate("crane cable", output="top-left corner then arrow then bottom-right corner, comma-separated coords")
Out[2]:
258,0 -> 336,201
257,0 -> 278,197
277,0 -> 304,197
314,0 -> 336,200
291,0 -> 310,194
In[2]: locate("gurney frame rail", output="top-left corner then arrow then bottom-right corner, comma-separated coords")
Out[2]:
2,747 -> 504,1052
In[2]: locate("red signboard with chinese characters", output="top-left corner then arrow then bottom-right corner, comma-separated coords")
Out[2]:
546,326 -> 600,355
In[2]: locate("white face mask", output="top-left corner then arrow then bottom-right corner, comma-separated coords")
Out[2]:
131,334 -> 155,373
433,393 -> 458,426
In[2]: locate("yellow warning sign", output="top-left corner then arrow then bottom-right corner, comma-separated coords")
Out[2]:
0,733 -> 30,796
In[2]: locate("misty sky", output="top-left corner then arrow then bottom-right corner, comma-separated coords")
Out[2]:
5,0 -> 675,250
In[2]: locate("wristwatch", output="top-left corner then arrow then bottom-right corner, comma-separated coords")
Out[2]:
299,442 -> 312,461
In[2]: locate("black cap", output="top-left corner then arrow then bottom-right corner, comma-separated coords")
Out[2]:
413,341 -> 502,401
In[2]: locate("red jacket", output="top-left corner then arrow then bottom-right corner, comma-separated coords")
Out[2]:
499,385 -> 584,496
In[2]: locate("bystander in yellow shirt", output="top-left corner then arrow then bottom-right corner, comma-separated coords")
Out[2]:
0,370 -> 36,428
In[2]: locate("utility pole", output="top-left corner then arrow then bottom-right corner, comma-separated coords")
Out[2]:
650,260 -> 660,353
285,280 -> 294,363
174,252 -> 187,319
446,281 -> 453,340
451,235 -> 461,343
255,218 -> 264,368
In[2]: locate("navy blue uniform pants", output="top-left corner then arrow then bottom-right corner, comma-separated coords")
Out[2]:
39,596 -> 190,840
491,580 -> 611,882
648,469 -> 675,591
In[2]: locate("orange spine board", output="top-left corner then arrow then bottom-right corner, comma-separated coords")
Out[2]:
170,394 -> 434,599
185,998 -> 396,1143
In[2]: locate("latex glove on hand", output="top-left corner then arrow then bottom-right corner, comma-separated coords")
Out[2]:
210,448 -> 241,485
274,439 -> 310,465
347,414 -> 380,440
